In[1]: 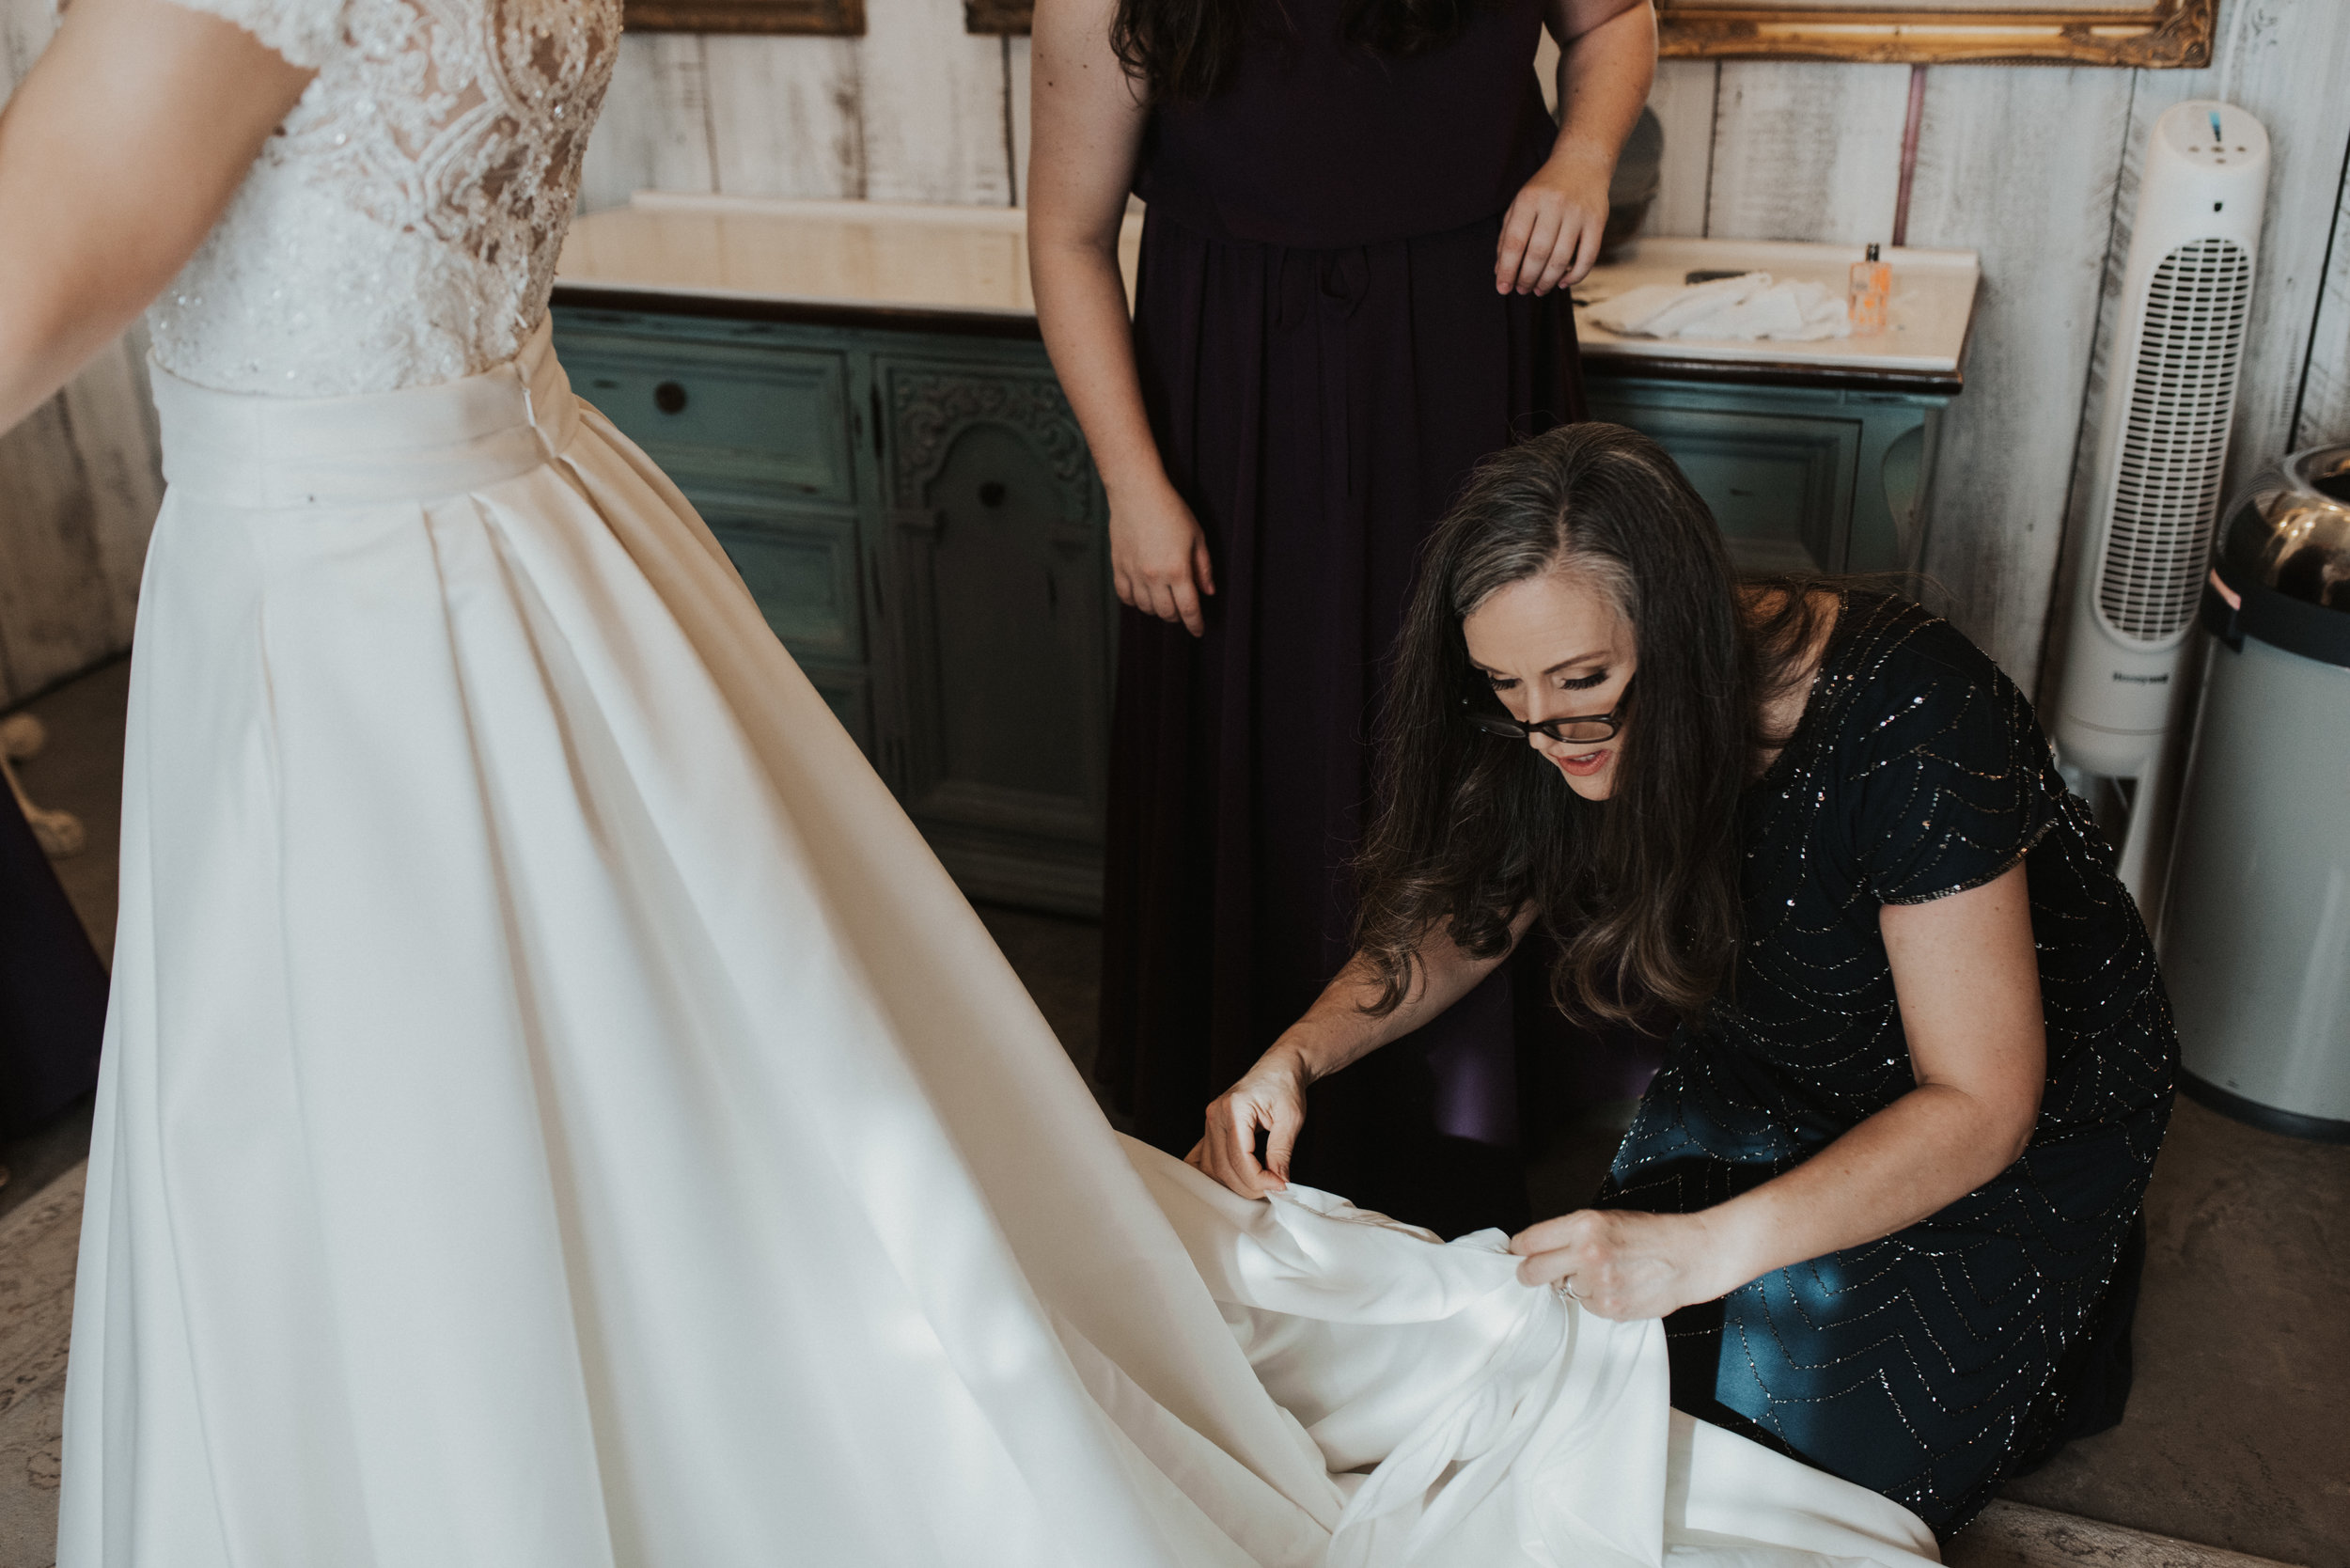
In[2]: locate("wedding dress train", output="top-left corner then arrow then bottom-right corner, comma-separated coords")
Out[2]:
59,2 -> 1938,1560
64,316 -> 1936,1568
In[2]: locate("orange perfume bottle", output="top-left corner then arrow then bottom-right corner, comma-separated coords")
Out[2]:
1848,243 -> 1890,333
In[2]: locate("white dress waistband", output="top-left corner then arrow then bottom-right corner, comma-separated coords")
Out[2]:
150,315 -> 580,509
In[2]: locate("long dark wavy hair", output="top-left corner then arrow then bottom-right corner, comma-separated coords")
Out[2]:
1112,0 -> 1494,103
1354,422 -> 1833,1030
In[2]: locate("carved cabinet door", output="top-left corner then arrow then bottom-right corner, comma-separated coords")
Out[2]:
874,351 -> 1112,916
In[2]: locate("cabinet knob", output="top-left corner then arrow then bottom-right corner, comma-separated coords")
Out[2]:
979,481 -> 1007,508
653,381 -> 689,415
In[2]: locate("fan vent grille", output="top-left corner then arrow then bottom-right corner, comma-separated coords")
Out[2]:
2096,237 -> 2254,644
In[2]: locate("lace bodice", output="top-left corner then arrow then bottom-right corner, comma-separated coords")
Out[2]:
151,0 -> 619,396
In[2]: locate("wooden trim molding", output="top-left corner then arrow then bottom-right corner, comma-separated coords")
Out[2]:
623,0 -> 866,34
1584,352 -> 1963,397
1657,1 -> 2214,66
552,287 -> 1050,343
964,0 -> 1030,36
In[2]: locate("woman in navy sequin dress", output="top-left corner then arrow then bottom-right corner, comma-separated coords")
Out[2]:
1594,590 -> 2173,1530
1193,424 -> 2175,1537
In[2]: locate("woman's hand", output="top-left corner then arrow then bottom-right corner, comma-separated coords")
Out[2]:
1185,927 -> 1539,1200
1187,1045 -> 1309,1198
1495,145 -> 1614,296
1110,481 -> 1217,636
1031,0 -> 1216,635
1507,868 -> 2048,1324
1499,0 -> 1655,299
1509,1207 -> 1739,1321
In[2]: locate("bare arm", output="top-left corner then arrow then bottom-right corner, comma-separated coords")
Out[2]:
1513,864 -> 2046,1318
1495,0 -> 1655,295
1191,908 -> 1539,1198
1027,0 -> 1215,636
0,0 -> 314,435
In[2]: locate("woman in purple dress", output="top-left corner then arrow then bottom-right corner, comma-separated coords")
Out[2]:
1031,0 -> 1654,1234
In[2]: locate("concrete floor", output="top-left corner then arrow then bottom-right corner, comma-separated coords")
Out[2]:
4,657 -> 2344,1566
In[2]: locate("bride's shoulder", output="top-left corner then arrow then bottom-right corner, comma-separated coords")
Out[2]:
160,0 -> 348,69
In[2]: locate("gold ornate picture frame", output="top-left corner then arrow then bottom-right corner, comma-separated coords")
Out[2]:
963,0 -> 2212,55
624,0 -> 867,33
1656,0 -> 2214,66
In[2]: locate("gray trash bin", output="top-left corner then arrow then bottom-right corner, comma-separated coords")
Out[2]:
2164,442 -> 2350,1141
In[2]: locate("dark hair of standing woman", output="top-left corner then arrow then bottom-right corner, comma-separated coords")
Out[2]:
1112,0 -> 1496,102
1354,422 -> 1831,1030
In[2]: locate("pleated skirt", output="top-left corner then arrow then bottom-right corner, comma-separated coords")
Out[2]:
56,322 -> 1337,1567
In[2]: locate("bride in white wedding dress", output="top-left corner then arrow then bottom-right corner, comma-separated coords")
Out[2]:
0,3 -> 1941,1564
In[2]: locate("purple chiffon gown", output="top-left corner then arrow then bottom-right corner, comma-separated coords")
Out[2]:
1095,0 -> 1600,1237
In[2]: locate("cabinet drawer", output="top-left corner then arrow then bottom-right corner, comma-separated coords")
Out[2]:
1585,398 -> 1859,573
702,505 -> 864,666
562,335 -> 854,504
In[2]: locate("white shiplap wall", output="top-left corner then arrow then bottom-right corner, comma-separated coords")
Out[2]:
581,4 -> 1019,212
1903,65 -> 2141,689
0,0 -> 164,707
2302,175 -> 2350,446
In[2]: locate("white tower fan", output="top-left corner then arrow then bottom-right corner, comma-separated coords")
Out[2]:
2052,100 -> 2268,912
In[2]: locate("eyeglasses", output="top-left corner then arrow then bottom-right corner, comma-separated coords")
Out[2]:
1461,689 -> 1628,746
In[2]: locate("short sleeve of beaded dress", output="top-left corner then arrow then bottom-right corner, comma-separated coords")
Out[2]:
1599,593 -> 2177,1538
1839,626 -> 2059,907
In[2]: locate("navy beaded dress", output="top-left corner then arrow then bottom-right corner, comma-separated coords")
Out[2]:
1599,592 -> 2176,1536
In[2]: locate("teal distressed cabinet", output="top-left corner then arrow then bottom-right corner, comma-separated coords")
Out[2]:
551,295 -> 1111,916
1582,365 -> 1952,575
877,355 -> 1112,916
551,290 -> 1957,917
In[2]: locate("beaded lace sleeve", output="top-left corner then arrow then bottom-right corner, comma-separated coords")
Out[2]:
162,0 -> 347,66
1841,611 -> 2059,906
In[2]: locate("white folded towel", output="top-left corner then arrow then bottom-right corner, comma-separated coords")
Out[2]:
1588,271 -> 1852,342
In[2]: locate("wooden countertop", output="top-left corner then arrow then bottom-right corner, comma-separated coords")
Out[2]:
556,195 -> 1976,394
1574,237 -> 1978,394
556,193 -> 1136,337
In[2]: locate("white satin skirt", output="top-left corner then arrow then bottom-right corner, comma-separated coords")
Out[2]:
57,321 -> 1939,1568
